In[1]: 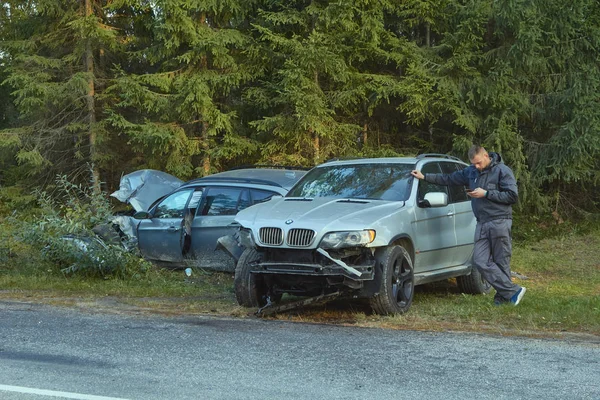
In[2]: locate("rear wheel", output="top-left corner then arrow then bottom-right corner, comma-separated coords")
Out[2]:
234,249 -> 268,307
369,245 -> 414,315
457,266 -> 491,294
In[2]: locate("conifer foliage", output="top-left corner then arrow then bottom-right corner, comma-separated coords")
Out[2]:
1,0 -> 599,215
104,0 -> 255,178
0,0 -> 125,189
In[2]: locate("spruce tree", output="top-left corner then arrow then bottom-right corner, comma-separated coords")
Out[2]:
0,0 -> 127,190
246,0 -> 427,165
105,0 -> 254,178
245,0 -> 361,166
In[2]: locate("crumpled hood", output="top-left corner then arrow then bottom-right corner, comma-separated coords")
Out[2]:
235,196 -> 405,233
110,169 -> 183,212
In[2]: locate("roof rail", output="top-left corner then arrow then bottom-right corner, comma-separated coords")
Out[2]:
183,176 -> 284,188
324,157 -> 366,163
228,164 -> 311,171
416,153 -> 462,162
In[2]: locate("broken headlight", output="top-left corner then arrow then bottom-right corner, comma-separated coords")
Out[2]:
319,230 -> 375,249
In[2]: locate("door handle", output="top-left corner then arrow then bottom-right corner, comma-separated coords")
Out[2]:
167,226 -> 180,233
447,212 -> 454,216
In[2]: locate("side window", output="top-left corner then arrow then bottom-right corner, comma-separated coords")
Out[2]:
441,162 -> 469,203
199,187 -> 244,216
417,163 -> 447,202
250,189 -> 278,205
238,189 -> 252,211
188,189 -> 204,213
153,189 -> 194,219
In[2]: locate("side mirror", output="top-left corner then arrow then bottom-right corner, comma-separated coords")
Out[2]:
133,211 -> 151,220
421,192 -> 448,208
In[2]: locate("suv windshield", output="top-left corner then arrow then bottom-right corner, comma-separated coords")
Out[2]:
287,163 -> 414,201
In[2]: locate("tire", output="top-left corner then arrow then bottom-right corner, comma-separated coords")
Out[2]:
234,249 -> 268,307
369,245 -> 415,315
457,265 -> 491,295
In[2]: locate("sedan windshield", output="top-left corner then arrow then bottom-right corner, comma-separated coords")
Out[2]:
287,163 -> 414,201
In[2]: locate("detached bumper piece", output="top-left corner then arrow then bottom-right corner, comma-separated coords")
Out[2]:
256,292 -> 341,317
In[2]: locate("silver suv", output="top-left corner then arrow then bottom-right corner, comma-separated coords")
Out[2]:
232,155 -> 491,315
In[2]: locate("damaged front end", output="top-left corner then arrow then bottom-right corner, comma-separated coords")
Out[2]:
103,169 -> 184,248
237,228 -> 377,299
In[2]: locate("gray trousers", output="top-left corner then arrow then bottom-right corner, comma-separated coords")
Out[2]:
473,219 -> 521,300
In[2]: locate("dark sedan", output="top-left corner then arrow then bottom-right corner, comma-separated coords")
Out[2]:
133,168 -> 307,271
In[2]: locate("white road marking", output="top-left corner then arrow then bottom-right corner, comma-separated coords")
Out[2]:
0,384 -> 130,400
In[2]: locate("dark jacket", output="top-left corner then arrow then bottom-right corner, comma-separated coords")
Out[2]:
424,152 -> 518,223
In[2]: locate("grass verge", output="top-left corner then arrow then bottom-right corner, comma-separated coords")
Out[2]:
1,230 -> 598,339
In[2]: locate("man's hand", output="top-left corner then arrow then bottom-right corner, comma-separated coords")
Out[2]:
411,170 -> 424,180
467,188 -> 487,198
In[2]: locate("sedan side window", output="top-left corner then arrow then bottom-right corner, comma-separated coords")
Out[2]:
251,189 -> 278,205
417,163 -> 447,202
153,189 -> 194,219
238,189 -> 252,211
200,187 -> 244,216
188,189 -> 204,214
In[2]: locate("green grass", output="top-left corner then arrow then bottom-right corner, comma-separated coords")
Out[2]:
0,260 -> 239,314
1,225 -> 599,337
402,232 -> 599,335
255,231 -> 600,337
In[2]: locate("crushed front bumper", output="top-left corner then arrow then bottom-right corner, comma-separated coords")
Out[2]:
253,254 -> 375,282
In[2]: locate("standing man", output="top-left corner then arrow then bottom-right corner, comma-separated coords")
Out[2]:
411,145 -> 526,306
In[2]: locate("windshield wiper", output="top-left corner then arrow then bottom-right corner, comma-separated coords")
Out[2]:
336,198 -> 370,203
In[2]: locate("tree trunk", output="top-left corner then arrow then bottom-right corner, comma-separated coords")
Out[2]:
312,69 -> 320,164
202,121 -> 210,175
429,124 -> 434,144
200,12 -> 210,175
313,131 -> 320,165
362,123 -> 368,147
84,0 -> 100,192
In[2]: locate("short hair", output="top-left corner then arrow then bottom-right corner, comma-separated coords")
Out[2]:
468,145 -> 487,160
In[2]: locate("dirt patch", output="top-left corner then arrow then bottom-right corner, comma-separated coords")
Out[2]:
2,293 -> 598,344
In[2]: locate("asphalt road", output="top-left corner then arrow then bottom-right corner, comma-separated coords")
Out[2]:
0,300 -> 598,400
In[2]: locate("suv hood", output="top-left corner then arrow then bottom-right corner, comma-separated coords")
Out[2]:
235,197 -> 405,233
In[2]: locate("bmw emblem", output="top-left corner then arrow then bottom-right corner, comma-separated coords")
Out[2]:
285,219 -> 294,225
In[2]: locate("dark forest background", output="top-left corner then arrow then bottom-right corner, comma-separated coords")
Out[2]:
1,0 -> 599,220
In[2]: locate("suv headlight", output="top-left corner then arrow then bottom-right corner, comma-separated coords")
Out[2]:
319,230 -> 376,249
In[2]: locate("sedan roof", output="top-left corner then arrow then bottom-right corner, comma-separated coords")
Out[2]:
185,168 -> 308,191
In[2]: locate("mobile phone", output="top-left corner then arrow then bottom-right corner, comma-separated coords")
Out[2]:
465,188 -> 473,193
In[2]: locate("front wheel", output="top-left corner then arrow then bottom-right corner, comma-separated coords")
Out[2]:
234,249 -> 268,307
369,245 -> 415,315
